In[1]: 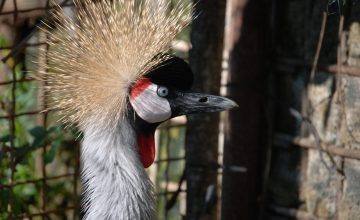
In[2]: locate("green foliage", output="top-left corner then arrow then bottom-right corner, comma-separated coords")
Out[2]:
0,188 -> 11,212
45,134 -> 64,165
0,31 -> 80,217
156,125 -> 186,220
0,134 -> 12,143
0,122 -> 78,216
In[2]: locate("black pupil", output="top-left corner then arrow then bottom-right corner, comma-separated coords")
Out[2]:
159,87 -> 167,96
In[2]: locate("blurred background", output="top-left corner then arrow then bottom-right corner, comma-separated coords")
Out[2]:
0,0 -> 360,219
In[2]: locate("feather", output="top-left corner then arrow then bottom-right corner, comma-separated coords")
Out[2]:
37,0 -> 192,130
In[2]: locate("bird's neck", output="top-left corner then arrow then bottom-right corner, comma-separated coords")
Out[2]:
81,119 -> 155,220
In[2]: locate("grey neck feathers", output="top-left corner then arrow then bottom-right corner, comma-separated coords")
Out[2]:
81,119 -> 155,220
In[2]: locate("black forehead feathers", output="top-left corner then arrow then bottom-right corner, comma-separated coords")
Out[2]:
146,56 -> 194,90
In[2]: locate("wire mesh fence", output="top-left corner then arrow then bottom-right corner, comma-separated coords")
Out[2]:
0,1 -> 189,219
1,0 -> 360,220
0,2 -> 83,218
265,2 -> 360,219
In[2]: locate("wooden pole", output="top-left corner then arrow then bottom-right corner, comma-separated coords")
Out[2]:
186,1 -> 227,220
221,0 -> 268,219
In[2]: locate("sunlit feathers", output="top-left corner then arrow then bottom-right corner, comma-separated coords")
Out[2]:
38,0 -> 192,130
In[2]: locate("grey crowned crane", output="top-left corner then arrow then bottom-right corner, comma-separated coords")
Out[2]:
38,0 -> 237,219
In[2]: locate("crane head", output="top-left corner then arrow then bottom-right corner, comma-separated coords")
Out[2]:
129,56 -> 238,168
38,0 -> 234,169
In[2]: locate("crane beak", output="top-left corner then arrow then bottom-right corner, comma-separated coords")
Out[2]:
170,91 -> 238,118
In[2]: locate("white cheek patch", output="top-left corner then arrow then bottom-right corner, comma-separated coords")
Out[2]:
130,84 -> 172,123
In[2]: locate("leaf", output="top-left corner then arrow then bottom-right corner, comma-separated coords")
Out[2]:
0,151 -> 4,161
0,189 -> 11,211
47,125 -> 61,134
45,134 -> 64,164
29,126 -> 47,148
14,144 -> 31,158
29,126 -> 46,138
0,34 -> 8,47
0,135 -> 12,143
12,192 -> 24,215
44,142 -> 60,164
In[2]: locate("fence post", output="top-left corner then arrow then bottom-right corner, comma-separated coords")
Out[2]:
221,0 -> 268,219
185,1 -> 227,219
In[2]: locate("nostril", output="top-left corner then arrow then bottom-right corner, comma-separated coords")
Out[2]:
199,97 -> 208,103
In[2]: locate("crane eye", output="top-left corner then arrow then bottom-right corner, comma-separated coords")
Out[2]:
157,86 -> 169,97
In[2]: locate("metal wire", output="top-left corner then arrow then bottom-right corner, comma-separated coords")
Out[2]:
0,3 -> 187,219
1,1 -> 359,220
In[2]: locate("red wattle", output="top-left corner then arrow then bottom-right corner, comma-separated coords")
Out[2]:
137,133 -> 155,168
